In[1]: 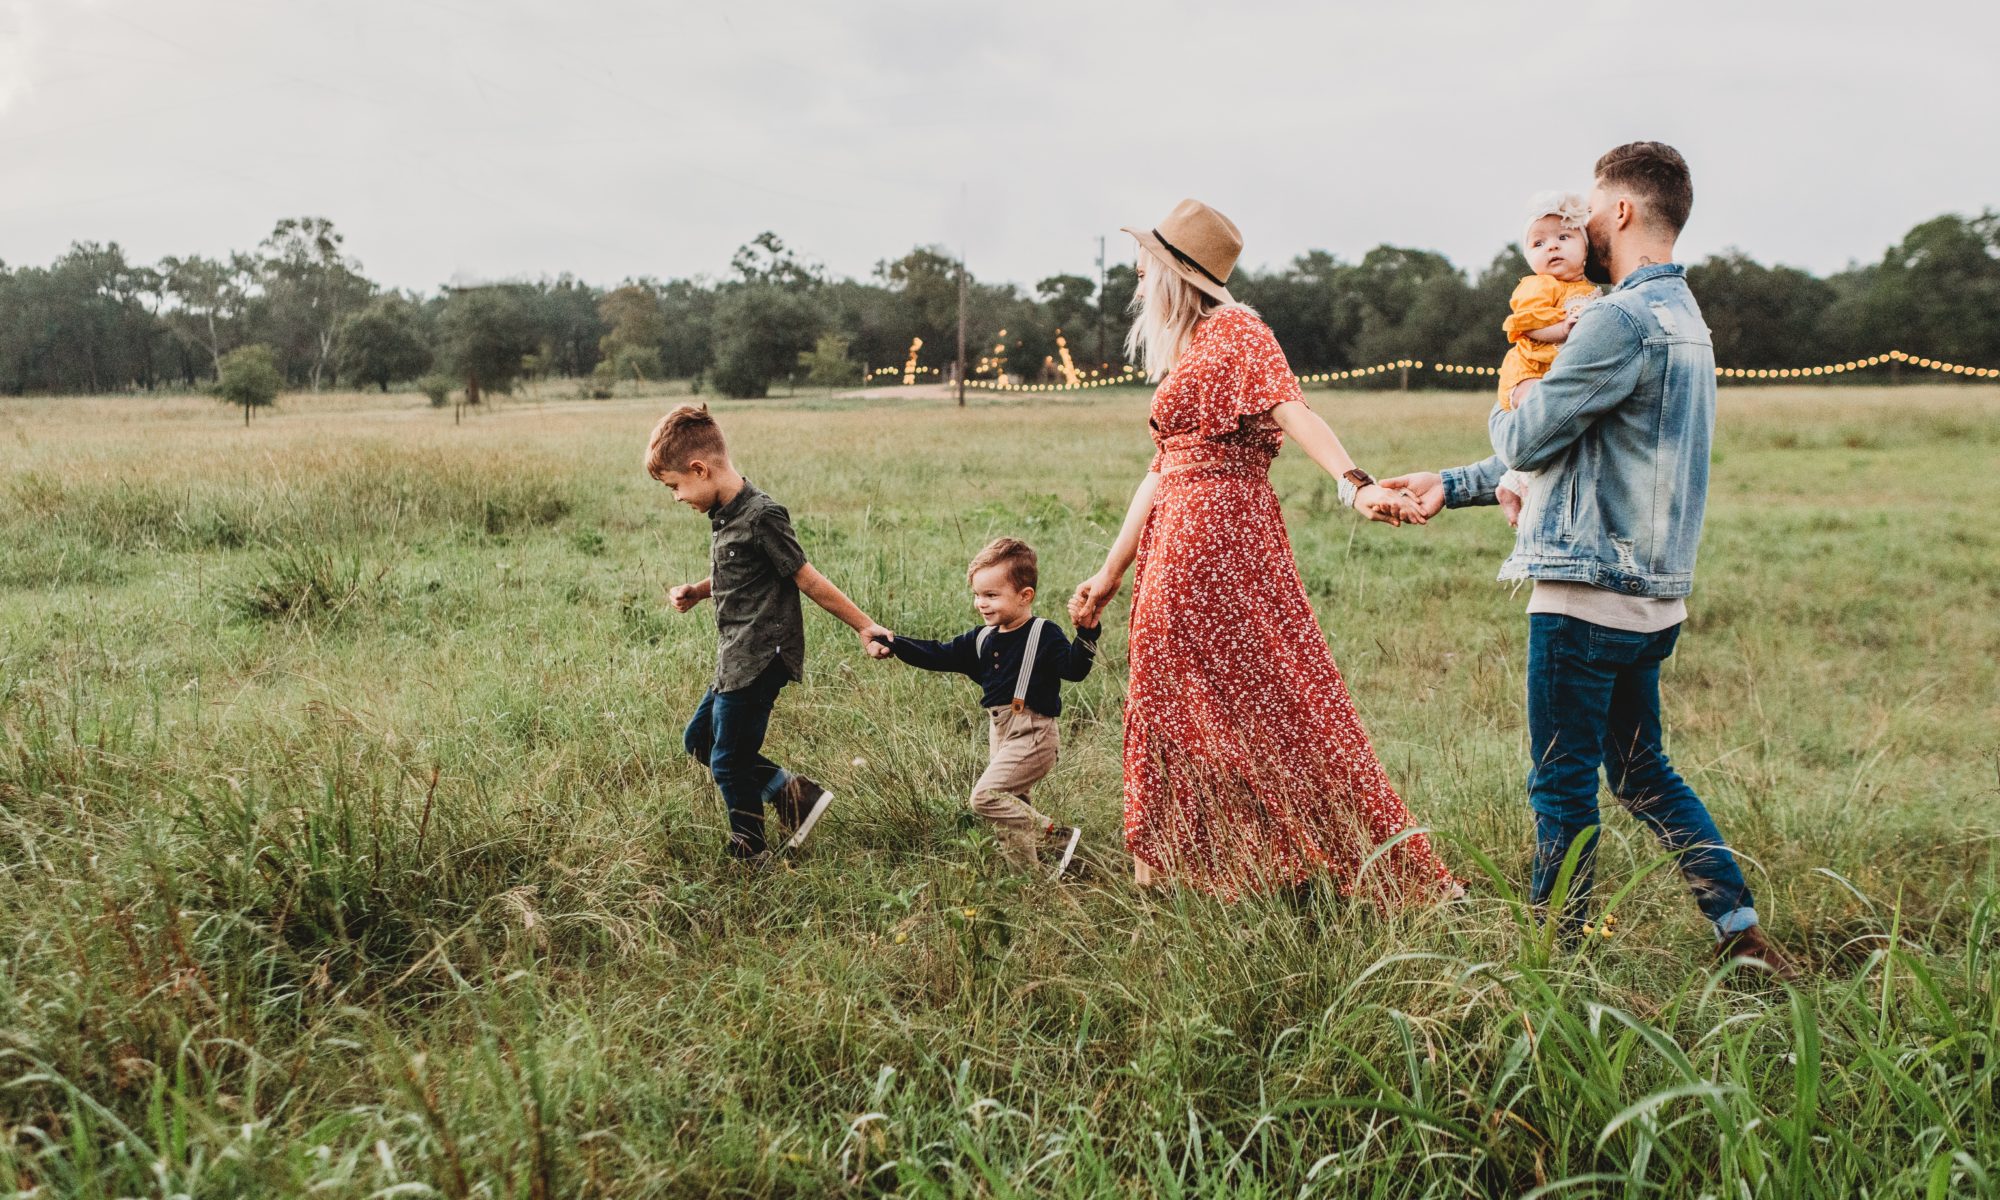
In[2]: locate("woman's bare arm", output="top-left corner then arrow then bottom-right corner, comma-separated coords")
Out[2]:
1099,470 -> 1161,583
1070,470 -> 1161,624
1269,401 -> 1424,526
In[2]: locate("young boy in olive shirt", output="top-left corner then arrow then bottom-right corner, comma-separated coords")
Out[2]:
647,404 -> 894,864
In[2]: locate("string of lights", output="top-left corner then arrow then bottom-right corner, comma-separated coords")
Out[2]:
1714,349 -> 2000,380
922,347 -> 1999,393
964,364 -> 1147,393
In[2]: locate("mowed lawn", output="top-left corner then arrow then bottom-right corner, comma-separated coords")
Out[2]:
1,382 -> 1996,1197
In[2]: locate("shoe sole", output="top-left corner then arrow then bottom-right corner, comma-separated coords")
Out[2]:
783,788 -> 834,851
1051,827 -> 1081,880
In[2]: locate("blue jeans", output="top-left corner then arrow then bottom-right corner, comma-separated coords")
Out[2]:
683,656 -> 793,858
1527,614 -> 1757,939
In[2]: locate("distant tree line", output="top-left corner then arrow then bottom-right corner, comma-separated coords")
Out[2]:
3,211 -> 1997,400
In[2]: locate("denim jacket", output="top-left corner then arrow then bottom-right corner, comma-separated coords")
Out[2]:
1442,263 -> 1714,599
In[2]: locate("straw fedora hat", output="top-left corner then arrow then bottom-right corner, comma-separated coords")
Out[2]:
1121,198 -> 1241,305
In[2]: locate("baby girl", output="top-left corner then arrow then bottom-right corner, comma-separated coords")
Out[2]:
1495,191 -> 1599,525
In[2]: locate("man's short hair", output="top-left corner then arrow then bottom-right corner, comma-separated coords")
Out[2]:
644,404 -> 729,476
1594,141 -> 1693,235
967,537 -> 1037,591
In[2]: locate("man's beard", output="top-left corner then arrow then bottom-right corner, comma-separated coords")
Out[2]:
1583,230 -> 1613,284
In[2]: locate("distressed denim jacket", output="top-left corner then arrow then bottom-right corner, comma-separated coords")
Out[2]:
1442,263 -> 1714,599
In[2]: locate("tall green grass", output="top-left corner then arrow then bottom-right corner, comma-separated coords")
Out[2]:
1,384 -> 1996,1196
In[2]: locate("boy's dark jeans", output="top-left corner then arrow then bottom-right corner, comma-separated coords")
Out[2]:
684,656 -> 793,858
1527,614 -> 1757,937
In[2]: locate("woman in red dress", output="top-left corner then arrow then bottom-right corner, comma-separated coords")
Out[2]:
1070,199 -> 1461,903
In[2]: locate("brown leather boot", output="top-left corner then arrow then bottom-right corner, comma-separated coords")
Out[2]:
1715,925 -> 1801,983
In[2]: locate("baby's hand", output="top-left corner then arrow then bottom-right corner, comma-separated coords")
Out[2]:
1498,486 -> 1523,529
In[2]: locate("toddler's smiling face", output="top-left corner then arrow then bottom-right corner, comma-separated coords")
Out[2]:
1525,215 -> 1588,282
970,564 -> 1035,630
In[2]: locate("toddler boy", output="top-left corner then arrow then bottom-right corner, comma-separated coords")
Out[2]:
880,537 -> 1099,877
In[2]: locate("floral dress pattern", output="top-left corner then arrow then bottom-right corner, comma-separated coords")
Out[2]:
1123,306 -> 1460,901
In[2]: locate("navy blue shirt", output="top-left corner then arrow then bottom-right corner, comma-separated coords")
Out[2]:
890,619 -> 1100,718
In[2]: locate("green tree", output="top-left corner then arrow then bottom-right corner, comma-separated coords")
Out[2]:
437,285 -> 539,404
1438,247 -> 1532,389
529,276 -> 606,377
417,372 -> 455,407
876,247 -> 960,347
1234,250 -> 1359,375
160,253 -> 256,379
1854,212 -> 2000,365
731,232 -> 822,290
1100,263 -> 1138,323
337,296 -> 433,391
1689,251 -> 1838,369
255,217 -> 372,389
0,243 -> 169,394
214,343 -> 282,424
797,333 -> 859,393
660,278 -> 717,379
1348,245 -> 1473,386
710,285 -> 822,398
597,284 -> 667,382
1036,274 -> 1097,342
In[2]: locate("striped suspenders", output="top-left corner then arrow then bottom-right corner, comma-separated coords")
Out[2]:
976,617 -> 1046,713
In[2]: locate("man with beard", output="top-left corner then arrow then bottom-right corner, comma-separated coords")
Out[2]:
1385,142 -> 1797,978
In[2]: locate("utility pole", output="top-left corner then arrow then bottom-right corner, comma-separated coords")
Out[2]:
956,255 -> 968,407
1095,234 -> 1107,366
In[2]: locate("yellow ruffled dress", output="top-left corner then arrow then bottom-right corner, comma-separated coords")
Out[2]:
1497,275 -> 1599,408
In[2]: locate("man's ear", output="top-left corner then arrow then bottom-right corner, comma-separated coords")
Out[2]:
1616,195 -> 1638,233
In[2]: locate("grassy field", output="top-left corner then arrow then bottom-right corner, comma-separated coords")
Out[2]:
1,381 -> 1996,1198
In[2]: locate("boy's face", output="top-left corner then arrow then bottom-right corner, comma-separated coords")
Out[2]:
969,564 -> 1034,628
1524,215 -> 1587,282
653,458 -> 724,512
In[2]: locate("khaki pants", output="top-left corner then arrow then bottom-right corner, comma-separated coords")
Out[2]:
970,707 -> 1059,867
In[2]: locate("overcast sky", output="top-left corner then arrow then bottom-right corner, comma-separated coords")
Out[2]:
5,0 -> 1997,292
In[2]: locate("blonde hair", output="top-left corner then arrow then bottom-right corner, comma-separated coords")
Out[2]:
1124,245 -> 1237,381
644,403 -> 729,477
967,537 -> 1037,591
1523,190 -> 1590,241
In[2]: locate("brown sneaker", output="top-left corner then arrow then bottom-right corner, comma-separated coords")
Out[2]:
1715,925 -> 1801,983
774,775 -> 834,851
1044,825 -> 1082,881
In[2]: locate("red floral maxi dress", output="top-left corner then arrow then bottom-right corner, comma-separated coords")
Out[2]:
1123,307 -> 1459,902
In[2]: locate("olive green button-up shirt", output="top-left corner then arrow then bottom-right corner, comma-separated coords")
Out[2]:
707,481 -> 809,693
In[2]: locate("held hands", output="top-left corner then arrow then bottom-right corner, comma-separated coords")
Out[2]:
859,623 -> 895,660
1378,472 -> 1447,520
1068,570 -> 1122,628
667,580 -> 711,612
1354,483 -> 1427,527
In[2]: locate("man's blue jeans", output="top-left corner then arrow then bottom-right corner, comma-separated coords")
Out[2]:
1527,614 -> 1757,938
684,656 -> 793,858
